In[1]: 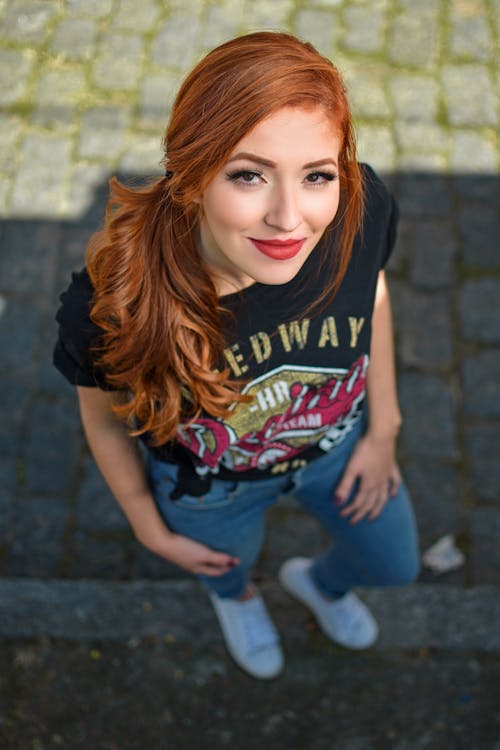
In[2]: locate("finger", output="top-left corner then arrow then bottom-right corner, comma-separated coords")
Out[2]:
389,467 -> 402,497
334,466 -> 358,505
207,551 -> 240,567
368,489 -> 390,521
340,486 -> 376,521
348,491 -> 379,524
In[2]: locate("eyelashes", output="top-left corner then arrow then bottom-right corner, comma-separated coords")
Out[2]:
225,169 -> 338,186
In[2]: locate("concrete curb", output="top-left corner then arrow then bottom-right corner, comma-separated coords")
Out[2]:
2,579 -> 499,651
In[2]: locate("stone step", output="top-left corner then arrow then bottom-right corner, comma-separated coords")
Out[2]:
2,579 -> 499,651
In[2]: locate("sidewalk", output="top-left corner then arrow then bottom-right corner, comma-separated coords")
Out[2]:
0,1 -> 499,748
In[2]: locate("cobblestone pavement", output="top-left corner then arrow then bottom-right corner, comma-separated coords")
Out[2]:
0,0 -> 499,747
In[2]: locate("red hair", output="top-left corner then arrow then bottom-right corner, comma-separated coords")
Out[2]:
86,32 -> 364,445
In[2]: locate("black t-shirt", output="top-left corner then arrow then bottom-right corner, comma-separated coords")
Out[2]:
54,164 -> 398,494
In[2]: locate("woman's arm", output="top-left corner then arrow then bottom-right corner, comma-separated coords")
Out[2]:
334,270 -> 402,523
77,386 -> 239,574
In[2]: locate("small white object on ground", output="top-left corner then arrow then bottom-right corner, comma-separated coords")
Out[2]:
422,534 -> 465,573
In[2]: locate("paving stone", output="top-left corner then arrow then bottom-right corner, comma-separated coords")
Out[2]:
92,32 -> 144,91
0,220 -> 59,296
388,3 -> 440,68
398,373 -> 457,460
404,461 -> 463,547
152,15 -> 202,70
470,508 -> 500,584
0,49 -> 34,105
23,397 -> 81,496
294,9 -> 338,57
394,122 -> 449,157
0,116 -> 24,174
198,1 -> 245,52
66,163 -> 109,220
78,106 -> 131,160
406,220 -> 456,289
388,75 -> 439,123
397,173 -> 452,219
0,0 -> 59,43
459,279 -> 500,344
112,0 -> 160,32
0,300 -> 41,378
442,65 -> 497,128
458,205 -> 500,269
448,2 -> 493,62
32,68 -> 87,127
341,5 -> 386,54
244,0 -> 294,28
138,72 -> 183,129
8,496 -> 70,577
10,134 -> 72,217
119,134 -> 164,174
0,490 -> 14,551
390,282 -> 453,369
66,0 -> 113,18
398,153 -> 447,171
462,350 -> 500,420
77,455 -> 129,533
356,125 -> 396,173
465,425 -> 500,503
449,131 -> 499,175
72,532 -> 129,579
50,18 -> 97,61
493,0 -> 500,38
343,67 -> 391,120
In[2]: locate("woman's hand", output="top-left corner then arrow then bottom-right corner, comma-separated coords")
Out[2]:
334,432 -> 401,524
143,530 -> 240,577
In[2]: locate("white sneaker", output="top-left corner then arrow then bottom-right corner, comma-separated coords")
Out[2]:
208,588 -> 284,679
279,557 -> 379,649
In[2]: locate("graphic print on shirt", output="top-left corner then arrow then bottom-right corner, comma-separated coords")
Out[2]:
176,354 -> 368,475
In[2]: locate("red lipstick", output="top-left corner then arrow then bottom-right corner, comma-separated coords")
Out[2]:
250,238 -> 306,260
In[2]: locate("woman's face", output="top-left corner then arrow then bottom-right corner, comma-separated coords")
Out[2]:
197,107 -> 342,296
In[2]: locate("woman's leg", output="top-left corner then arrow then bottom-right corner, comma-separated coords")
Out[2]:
291,425 -> 420,598
147,457 -> 290,598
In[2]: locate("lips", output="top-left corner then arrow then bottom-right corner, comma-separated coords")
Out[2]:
249,238 -> 306,260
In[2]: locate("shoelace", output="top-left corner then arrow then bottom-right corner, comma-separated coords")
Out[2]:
239,597 -> 279,653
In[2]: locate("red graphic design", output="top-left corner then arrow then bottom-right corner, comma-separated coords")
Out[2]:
176,355 -> 368,473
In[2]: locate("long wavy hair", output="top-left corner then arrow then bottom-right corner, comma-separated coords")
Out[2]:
86,31 -> 364,445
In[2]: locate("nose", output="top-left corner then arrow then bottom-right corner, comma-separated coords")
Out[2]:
264,183 -> 302,233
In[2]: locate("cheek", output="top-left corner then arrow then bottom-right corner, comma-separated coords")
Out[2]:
204,189 -> 260,232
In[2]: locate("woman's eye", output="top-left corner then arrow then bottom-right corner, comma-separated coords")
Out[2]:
305,171 -> 337,185
226,170 -> 263,185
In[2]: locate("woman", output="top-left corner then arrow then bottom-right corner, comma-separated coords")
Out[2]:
54,32 -> 420,680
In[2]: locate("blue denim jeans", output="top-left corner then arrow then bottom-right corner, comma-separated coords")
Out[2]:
148,418 -> 420,599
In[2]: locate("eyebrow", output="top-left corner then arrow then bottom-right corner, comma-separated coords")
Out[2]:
227,152 -> 338,169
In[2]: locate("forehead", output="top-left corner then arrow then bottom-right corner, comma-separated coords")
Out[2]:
231,107 -> 341,159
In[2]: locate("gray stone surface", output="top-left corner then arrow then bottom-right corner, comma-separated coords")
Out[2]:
450,131 -> 499,174
388,75 -> 439,123
389,3 -> 440,68
0,0 -> 58,43
7,497 -> 70,578
78,106 -> 131,160
32,69 -> 86,127
442,65 -> 498,128
465,425 -> 500,503
294,9 -> 338,57
448,3 -> 493,62
92,32 -> 144,91
341,6 -> 385,54
390,284 -> 453,369
50,18 -> 97,61
462,350 -> 500,419
407,220 -> 456,289
458,205 -> 500,269
397,174 -> 452,217
152,15 -> 202,69
404,461 -> 463,547
459,279 -> 500,343
398,374 -> 457,460
112,0 -> 160,32
0,49 -> 34,105
10,134 -> 72,217
470,508 -> 500,584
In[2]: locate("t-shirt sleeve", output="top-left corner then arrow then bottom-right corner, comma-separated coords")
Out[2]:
53,268 -> 112,389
